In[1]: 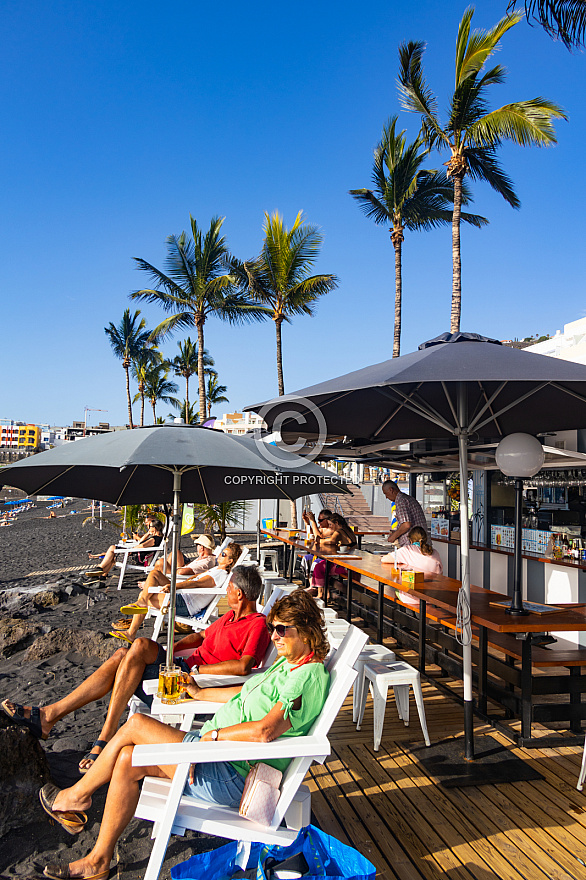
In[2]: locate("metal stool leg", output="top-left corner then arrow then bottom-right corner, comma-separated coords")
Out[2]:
412,675 -> 431,746
372,678 -> 389,751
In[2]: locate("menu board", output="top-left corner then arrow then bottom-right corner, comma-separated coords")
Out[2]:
491,526 -> 550,553
431,517 -> 450,538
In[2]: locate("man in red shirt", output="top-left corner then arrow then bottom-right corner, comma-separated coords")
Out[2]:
1,566 -> 269,773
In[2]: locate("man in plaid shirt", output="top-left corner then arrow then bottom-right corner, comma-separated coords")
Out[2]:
382,480 -> 427,547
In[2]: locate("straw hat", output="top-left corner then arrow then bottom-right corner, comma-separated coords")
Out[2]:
191,534 -> 215,551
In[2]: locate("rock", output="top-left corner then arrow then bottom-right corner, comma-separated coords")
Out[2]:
23,628 -> 120,663
0,722 -> 51,837
32,590 -> 62,609
0,618 -> 43,658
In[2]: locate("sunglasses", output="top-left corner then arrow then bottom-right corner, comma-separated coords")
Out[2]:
266,622 -> 296,638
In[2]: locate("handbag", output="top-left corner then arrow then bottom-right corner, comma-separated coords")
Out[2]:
239,762 -> 283,826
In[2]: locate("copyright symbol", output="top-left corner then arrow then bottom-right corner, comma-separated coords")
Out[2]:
253,397 -> 328,468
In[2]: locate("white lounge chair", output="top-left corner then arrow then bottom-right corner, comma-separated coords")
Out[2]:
133,624 -> 368,880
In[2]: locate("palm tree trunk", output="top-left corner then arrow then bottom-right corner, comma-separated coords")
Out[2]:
275,318 -> 284,396
196,318 -> 207,423
450,173 -> 464,334
151,401 -> 157,424
139,387 -> 145,427
124,363 -> 134,429
185,376 -> 189,421
391,228 -> 404,358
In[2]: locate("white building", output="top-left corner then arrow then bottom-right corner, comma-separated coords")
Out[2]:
525,316 -> 586,365
212,411 -> 266,435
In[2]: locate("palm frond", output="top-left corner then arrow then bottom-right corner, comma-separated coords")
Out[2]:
466,99 -> 567,148
515,0 -> 586,48
465,147 -> 520,207
397,41 -> 445,147
456,9 -> 521,87
349,189 -> 392,226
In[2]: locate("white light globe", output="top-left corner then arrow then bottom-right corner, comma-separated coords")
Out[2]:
495,433 -> 545,478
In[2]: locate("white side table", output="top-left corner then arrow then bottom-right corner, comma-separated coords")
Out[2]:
358,660 -> 431,750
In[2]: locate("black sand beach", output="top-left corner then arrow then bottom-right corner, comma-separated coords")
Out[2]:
0,502 -> 229,879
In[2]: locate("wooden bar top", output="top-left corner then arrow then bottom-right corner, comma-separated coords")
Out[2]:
263,528 -> 586,636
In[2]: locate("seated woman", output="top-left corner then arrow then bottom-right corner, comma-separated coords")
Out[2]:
303,510 -> 357,599
381,526 -> 442,606
111,542 -> 243,643
39,590 -> 330,880
84,519 -> 164,582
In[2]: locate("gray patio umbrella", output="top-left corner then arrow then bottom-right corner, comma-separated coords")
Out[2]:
246,331 -> 586,758
0,424 -> 347,657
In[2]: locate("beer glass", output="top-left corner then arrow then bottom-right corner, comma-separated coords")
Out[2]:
158,664 -> 181,704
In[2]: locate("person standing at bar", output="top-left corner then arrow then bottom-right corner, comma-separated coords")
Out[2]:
382,480 -> 427,547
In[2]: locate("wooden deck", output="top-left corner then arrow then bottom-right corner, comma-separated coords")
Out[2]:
308,639 -> 586,880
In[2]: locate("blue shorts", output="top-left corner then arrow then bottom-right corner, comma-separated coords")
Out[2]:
134,644 -> 190,708
182,731 -> 246,807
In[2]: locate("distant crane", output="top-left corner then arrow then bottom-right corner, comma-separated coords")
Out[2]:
83,407 -> 108,436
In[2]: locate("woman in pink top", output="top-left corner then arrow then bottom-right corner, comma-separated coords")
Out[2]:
382,526 -> 442,605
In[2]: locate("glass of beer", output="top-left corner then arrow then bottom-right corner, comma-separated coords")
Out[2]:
159,664 -> 181,704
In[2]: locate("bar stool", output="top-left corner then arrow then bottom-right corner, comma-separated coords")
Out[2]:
357,659 -> 430,750
259,549 -> 279,572
353,644 -> 396,723
259,574 -> 289,603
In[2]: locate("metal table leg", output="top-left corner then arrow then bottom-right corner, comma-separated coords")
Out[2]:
346,570 -> 352,622
377,581 -> 384,644
478,625 -> 488,715
288,544 -> 295,580
521,636 -> 533,740
324,559 -> 330,606
419,600 -> 426,676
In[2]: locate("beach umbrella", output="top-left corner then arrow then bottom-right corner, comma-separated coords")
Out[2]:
0,423 -> 346,657
245,331 -> 586,758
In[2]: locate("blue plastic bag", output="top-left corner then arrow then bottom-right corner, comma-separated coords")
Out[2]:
171,826 -> 376,880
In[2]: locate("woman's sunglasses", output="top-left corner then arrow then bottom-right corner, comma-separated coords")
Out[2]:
266,622 -> 296,638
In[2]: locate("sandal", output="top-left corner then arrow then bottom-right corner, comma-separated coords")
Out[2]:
111,619 -> 131,631
43,864 -> 110,880
39,783 -> 87,836
79,739 -> 108,774
108,631 -> 133,644
1,699 -> 46,740
119,603 -> 148,615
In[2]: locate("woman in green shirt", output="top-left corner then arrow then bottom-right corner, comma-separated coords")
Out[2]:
38,589 -> 330,880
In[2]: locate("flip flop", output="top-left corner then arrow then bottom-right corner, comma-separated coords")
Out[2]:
78,739 -> 108,774
108,631 -> 133,644
110,619 -> 132,631
1,699 -> 46,739
119,603 -> 148,615
39,783 -> 87,836
43,862 -> 110,880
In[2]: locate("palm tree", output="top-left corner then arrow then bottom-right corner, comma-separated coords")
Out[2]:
169,399 -> 199,425
206,373 -> 229,418
515,0 -> 586,48
350,116 -> 487,357
398,8 -> 566,333
131,347 -> 163,427
230,211 -> 338,396
194,500 -> 250,540
131,215 -> 268,422
170,337 -> 214,418
140,363 -> 179,423
104,309 -> 152,429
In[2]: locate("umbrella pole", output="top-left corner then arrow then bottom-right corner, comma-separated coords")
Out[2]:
166,470 -> 182,660
458,385 -> 474,760
256,499 -> 261,564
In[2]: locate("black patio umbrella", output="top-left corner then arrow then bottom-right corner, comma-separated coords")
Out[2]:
246,332 -> 586,757
0,424 -> 347,657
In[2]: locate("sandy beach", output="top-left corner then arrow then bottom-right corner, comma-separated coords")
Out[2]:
0,501 -> 231,879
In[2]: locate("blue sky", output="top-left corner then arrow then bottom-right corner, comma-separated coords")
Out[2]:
1,0 -> 583,427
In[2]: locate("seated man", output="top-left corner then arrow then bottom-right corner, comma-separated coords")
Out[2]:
1,564 -> 270,774
84,519 -> 164,583
111,534 -> 217,633
113,541 -> 240,642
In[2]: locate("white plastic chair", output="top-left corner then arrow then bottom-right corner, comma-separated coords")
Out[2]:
133,624 -> 368,880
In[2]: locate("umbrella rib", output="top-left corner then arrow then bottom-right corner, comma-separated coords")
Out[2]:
550,382 -> 586,405
472,383 -> 549,434
115,465 -> 139,506
469,383 -> 503,437
467,382 -> 507,434
376,386 -> 455,435
14,465 -> 77,497
196,467 -> 210,505
441,383 -> 458,426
